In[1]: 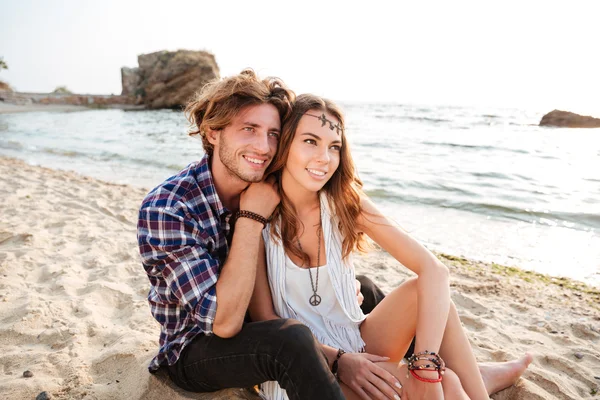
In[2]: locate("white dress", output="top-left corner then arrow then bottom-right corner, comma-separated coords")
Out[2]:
260,192 -> 367,400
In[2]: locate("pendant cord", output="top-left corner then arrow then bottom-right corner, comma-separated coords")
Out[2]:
296,203 -> 322,306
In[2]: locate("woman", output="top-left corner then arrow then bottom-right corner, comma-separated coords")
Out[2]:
248,94 -> 530,399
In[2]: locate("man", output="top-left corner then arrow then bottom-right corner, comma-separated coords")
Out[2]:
138,70 -> 529,400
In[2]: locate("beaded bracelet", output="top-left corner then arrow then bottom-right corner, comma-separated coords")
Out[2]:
331,348 -> 346,381
407,350 -> 446,383
235,210 -> 269,228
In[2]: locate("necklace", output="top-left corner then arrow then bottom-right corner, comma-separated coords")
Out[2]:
296,205 -> 322,306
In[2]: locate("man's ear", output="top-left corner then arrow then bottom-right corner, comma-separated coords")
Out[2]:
205,128 -> 220,146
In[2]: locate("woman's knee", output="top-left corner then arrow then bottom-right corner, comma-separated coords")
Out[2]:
401,277 -> 418,304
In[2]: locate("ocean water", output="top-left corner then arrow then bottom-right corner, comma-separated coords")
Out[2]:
1,104 -> 599,286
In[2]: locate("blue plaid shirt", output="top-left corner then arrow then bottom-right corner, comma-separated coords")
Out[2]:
137,155 -> 233,371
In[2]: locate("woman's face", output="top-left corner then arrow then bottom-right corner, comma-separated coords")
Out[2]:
282,110 -> 343,193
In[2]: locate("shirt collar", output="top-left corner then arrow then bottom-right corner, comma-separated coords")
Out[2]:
195,154 -> 230,218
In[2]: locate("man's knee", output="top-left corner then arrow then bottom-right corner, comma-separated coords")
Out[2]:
277,319 -> 316,349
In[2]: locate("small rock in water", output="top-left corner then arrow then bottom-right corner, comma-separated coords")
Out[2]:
36,392 -> 51,400
23,370 -> 33,378
574,352 -> 584,359
550,330 -> 558,334
595,376 -> 600,380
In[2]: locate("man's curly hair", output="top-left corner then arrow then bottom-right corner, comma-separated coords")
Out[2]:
185,69 -> 296,156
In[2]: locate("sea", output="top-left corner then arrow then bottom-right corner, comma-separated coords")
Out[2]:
1,103 -> 599,286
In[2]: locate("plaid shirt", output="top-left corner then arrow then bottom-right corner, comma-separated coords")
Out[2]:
137,155 -> 233,372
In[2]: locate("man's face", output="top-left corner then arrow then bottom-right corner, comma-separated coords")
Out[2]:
213,103 -> 281,183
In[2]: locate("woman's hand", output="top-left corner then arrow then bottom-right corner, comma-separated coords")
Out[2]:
337,352 -> 402,400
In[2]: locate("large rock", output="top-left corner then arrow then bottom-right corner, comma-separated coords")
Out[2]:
539,110 -> 600,128
121,50 -> 219,109
0,81 -> 12,91
121,67 -> 142,97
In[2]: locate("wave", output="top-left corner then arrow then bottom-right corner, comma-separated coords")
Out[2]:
463,203 -> 600,230
42,147 -> 85,157
36,146 -> 184,171
364,190 -> 600,230
421,141 -> 530,155
0,141 -> 25,150
374,114 -> 452,124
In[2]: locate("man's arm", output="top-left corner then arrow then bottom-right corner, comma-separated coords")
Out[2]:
212,176 -> 280,338
212,217 -> 265,337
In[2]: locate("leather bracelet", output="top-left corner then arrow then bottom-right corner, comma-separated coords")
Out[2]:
331,348 -> 346,381
235,210 -> 268,228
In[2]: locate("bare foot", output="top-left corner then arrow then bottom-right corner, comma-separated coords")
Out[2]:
479,353 -> 533,395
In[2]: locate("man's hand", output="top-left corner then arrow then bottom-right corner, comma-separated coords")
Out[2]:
337,352 -> 402,400
355,279 -> 364,306
239,175 -> 280,219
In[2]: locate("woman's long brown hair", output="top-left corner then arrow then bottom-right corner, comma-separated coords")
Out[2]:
266,94 -> 368,264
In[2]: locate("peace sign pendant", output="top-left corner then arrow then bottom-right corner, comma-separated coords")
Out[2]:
309,294 -> 322,306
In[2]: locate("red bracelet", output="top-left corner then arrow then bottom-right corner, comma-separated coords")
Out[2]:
409,369 -> 443,383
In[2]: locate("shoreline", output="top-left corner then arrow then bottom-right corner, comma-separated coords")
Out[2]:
0,101 -> 145,114
1,156 -> 599,399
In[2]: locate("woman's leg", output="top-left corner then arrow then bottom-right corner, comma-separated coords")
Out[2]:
360,277 -> 489,399
341,363 -> 469,400
438,301 -> 488,398
359,275 -> 532,395
359,278 -> 419,362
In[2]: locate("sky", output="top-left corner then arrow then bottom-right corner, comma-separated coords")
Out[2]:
1,0 -> 599,112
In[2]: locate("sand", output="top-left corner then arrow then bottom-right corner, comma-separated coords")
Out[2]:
0,156 -> 599,399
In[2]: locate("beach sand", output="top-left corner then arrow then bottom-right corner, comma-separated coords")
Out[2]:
1,156 -> 599,399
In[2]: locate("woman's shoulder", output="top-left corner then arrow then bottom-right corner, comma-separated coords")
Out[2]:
355,194 -> 386,232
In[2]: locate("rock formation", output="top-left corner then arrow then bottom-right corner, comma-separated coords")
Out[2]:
121,67 -> 142,98
539,110 -> 600,128
121,50 -> 219,109
0,81 -> 11,91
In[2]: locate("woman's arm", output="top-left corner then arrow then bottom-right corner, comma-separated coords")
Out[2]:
357,195 -> 450,356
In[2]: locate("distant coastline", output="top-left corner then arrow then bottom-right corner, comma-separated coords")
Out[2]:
0,91 -> 144,114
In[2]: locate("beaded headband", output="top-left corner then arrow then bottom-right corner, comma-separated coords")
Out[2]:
304,113 -> 343,135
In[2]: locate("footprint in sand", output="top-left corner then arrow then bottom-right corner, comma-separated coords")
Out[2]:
539,354 -> 598,388
451,291 -> 488,315
570,322 -> 600,340
509,302 -> 530,312
0,232 -> 33,249
526,369 -> 579,399
458,313 -> 487,332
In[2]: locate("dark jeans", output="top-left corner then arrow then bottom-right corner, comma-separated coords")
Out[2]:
167,275 -> 410,398
167,318 -> 344,400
